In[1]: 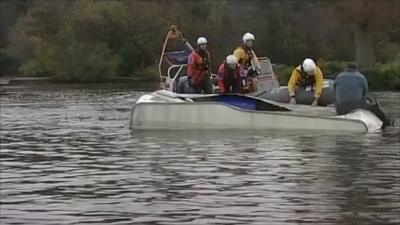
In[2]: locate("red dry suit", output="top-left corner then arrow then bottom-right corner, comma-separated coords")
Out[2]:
217,62 -> 244,93
187,49 -> 211,87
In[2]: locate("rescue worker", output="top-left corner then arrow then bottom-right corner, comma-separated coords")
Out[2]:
233,32 -> 261,93
217,55 -> 242,94
334,63 -> 393,128
187,37 -> 212,94
288,58 -> 324,106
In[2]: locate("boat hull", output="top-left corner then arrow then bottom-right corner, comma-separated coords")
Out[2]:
130,102 -> 380,132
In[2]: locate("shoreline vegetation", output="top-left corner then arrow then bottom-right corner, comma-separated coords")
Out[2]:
0,75 -> 157,85
1,54 -> 399,91
2,54 -> 399,91
0,0 -> 399,90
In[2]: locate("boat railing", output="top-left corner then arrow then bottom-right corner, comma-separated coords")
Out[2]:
160,63 -> 188,91
254,57 -> 280,92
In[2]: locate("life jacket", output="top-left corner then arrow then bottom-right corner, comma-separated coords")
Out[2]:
194,49 -> 210,71
298,67 -> 316,87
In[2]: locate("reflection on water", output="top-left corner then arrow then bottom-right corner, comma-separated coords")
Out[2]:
0,83 -> 399,225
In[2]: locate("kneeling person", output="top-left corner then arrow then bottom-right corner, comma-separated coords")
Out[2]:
217,55 -> 242,94
334,63 -> 393,128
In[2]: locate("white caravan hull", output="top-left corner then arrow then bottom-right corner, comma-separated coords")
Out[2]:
130,91 -> 382,132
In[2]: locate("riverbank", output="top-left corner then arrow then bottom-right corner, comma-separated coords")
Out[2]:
0,76 -> 157,85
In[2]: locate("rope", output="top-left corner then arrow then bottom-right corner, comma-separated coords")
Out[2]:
158,30 -> 173,81
158,25 -> 193,84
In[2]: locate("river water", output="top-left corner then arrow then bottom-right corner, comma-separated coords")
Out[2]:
0,83 -> 399,225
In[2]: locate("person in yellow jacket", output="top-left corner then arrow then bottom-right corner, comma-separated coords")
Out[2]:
288,58 -> 324,106
233,32 -> 261,93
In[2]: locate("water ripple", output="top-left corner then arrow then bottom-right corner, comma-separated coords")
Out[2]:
0,84 -> 399,225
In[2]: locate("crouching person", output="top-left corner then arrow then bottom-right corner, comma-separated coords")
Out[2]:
334,63 -> 393,128
176,76 -> 195,93
217,55 -> 243,94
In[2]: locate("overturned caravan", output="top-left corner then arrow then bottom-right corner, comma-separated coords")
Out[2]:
130,90 -> 383,132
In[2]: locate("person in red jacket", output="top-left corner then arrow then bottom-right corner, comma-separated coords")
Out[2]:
218,55 -> 243,94
187,37 -> 212,94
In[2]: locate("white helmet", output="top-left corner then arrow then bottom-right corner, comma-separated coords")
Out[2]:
242,32 -> 255,44
197,37 -> 207,45
302,58 -> 316,75
226,55 -> 237,65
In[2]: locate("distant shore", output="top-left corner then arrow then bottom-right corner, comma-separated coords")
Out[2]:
1,74 -> 399,92
0,76 -> 157,85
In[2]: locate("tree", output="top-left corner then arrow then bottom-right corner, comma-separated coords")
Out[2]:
332,0 -> 400,68
2,0 -> 399,81
0,0 -> 28,47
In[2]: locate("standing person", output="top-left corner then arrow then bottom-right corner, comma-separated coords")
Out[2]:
334,63 -> 393,128
233,32 -> 261,93
187,37 -> 212,94
217,55 -> 242,94
288,58 -> 324,106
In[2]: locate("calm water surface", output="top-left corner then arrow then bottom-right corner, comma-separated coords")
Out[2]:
0,83 -> 399,225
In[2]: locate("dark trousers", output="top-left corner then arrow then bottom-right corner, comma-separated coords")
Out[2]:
193,76 -> 213,94
335,96 -> 391,127
224,74 -> 241,93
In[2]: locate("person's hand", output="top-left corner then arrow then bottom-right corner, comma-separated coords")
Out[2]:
289,97 -> 296,104
311,98 -> 318,107
179,32 -> 187,43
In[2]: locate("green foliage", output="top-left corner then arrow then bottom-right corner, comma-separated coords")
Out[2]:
19,56 -> 53,77
0,49 -> 20,75
135,66 -> 159,81
51,41 -> 120,82
363,54 -> 400,90
0,0 -> 27,47
20,36 -> 121,82
272,64 -> 294,85
317,59 -> 348,77
2,0 -> 399,86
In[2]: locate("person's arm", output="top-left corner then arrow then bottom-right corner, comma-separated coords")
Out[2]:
311,67 -> 324,106
187,53 -> 195,77
288,68 -> 300,97
188,53 -> 200,85
207,51 -> 211,74
362,74 -> 369,96
217,64 -> 226,93
250,49 -> 261,73
314,67 -> 324,99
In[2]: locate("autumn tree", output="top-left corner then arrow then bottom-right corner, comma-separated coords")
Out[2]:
331,0 -> 400,68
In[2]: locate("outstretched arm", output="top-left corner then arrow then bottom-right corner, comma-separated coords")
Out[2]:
288,69 -> 300,97
314,67 -> 324,99
217,64 -> 226,93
